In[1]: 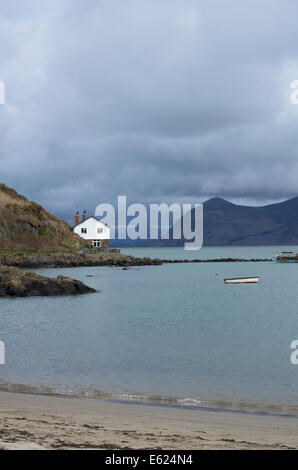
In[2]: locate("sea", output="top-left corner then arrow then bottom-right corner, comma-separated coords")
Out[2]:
1,246 -> 298,416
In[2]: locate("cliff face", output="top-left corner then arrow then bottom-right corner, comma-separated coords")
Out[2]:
0,184 -> 84,251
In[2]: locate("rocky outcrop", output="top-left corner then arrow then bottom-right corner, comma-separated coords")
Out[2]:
0,252 -> 273,268
0,252 -> 163,268
0,266 -> 96,297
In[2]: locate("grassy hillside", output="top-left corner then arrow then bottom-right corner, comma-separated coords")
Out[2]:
0,184 -> 85,251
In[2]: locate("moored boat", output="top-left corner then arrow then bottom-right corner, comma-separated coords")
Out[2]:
224,277 -> 260,284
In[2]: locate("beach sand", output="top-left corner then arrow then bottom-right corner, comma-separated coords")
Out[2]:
0,391 -> 297,450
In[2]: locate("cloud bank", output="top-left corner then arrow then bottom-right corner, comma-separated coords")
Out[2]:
1,0 -> 298,220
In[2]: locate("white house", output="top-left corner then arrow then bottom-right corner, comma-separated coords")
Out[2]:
73,212 -> 110,248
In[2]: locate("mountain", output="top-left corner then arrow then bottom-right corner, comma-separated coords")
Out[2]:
0,184 -> 84,251
3,182 -> 298,250
202,196 -> 298,245
112,196 -> 298,247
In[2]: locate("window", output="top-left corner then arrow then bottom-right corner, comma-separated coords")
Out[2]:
97,227 -> 103,234
81,228 -> 87,234
93,240 -> 102,247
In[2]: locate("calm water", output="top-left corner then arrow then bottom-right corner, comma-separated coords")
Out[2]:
1,246 -> 298,414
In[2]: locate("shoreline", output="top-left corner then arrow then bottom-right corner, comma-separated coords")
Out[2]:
1,382 -> 298,420
0,251 -> 273,269
0,252 -> 163,268
0,390 -> 297,450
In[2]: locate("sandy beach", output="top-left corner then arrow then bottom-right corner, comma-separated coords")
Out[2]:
0,391 -> 297,450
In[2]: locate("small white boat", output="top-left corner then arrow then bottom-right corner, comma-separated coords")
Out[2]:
224,277 -> 260,284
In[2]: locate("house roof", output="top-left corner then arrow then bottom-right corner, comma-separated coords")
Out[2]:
72,216 -> 109,229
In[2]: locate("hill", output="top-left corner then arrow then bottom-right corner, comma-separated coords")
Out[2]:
114,196 -> 298,247
202,197 -> 298,245
0,184 -> 84,251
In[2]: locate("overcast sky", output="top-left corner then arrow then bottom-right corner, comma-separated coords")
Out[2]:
1,0 -> 298,220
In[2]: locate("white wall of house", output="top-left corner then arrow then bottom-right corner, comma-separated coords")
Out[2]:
73,217 -> 110,242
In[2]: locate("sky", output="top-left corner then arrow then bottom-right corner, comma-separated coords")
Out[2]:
0,0 -> 298,221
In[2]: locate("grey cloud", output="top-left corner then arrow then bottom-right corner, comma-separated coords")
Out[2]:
0,0 -> 298,221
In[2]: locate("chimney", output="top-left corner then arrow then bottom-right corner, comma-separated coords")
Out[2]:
82,210 -> 86,222
75,211 -> 79,225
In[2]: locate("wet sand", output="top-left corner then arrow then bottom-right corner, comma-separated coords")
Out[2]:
0,391 -> 297,449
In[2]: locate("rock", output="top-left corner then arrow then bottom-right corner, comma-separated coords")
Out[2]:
0,252 -> 165,268
0,266 -> 96,297
0,252 -> 273,269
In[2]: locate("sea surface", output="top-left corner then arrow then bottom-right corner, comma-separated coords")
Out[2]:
1,246 -> 298,415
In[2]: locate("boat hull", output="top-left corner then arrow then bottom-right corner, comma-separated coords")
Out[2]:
224,277 -> 260,284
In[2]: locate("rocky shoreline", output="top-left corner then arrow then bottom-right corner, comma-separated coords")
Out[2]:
0,252 -> 273,268
0,253 -> 273,297
162,257 -> 273,263
0,252 -> 163,268
0,266 -> 96,297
